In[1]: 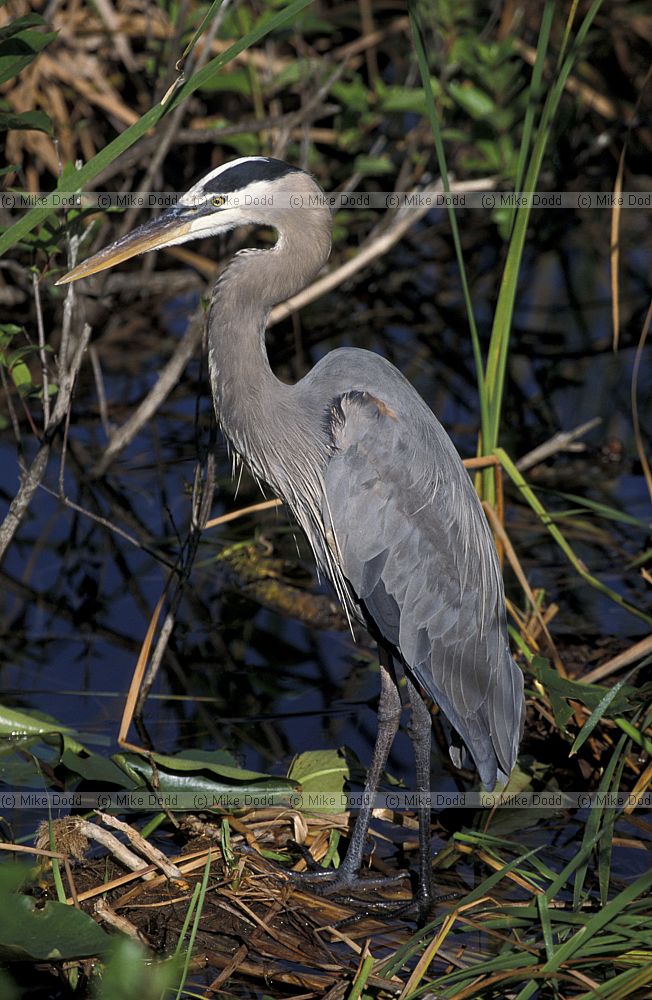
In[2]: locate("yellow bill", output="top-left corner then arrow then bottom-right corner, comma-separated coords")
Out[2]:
55,211 -> 192,285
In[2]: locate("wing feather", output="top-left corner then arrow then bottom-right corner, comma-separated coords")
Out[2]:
323,389 -> 524,787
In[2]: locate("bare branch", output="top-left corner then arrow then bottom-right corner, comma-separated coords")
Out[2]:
516,418 -> 602,472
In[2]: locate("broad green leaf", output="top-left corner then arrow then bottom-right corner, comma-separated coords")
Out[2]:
94,939 -> 182,1000
0,705 -> 75,738
147,748 -> 284,783
352,155 -> 394,176
113,749 -> 298,809
9,360 -> 31,393
448,81 -> 496,118
0,13 -> 48,42
377,82 -> 441,114
0,969 -> 17,1000
0,754 -> 58,787
0,893 -> 109,961
332,78 -> 369,113
0,29 -> 57,87
0,109 -> 52,134
60,745 -> 135,787
0,862 -> 33,895
529,657 -> 636,714
288,748 -> 349,810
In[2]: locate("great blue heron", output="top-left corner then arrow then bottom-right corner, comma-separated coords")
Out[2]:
58,156 -> 525,912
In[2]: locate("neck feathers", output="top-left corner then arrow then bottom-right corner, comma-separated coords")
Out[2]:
207,197 -> 332,485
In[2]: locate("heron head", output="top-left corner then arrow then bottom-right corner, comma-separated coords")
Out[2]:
56,157 -> 321,285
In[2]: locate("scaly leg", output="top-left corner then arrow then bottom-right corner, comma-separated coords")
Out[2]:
405,677 -> 434,913
291,646 -> 402,891
334,648 -> 402,884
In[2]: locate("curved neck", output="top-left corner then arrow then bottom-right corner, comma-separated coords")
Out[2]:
207,214 -> 331,486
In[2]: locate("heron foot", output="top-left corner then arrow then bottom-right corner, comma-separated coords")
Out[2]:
320,888 -> 460,929
283,840 -> 408,893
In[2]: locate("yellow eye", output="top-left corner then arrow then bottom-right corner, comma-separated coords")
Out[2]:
211,195 -> 226,208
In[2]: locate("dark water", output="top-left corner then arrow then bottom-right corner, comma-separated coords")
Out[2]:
1,205 -> 650,842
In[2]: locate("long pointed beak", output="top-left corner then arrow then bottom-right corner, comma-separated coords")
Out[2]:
55,208 -> 193,285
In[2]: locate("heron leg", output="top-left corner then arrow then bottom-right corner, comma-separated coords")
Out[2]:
315,677 -> 434,923
405,677 -> 433,910
289,647 -> 402,891
334,648 -> 402,884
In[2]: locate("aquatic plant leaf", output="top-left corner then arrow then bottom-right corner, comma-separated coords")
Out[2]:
288,748 -> 349,790
112,749 -> 298,808
0,969 -> 18,1000
0,893 -> 109,961
0,754 -> 59,787
146,748 -> 292,784
288,748 -> 349,810
93,939 -> 182,1000
0,705 -> 76,738
60,745 -> 136,787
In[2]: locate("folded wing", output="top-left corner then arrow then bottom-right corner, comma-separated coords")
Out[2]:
323,389 -> 524,787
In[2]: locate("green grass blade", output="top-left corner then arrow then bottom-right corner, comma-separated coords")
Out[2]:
572,732 -> 627,909
485,0 -> 605,451
346,952 -> 375,1000
598,735 -> 630,907
580,965 -> 652,1000
379,846 -> 541,979
549,490 -> 651,529
176,0 -> 226,73
517,866 -> 652,1000
614,716 -> 652,756
495,447 -> 652,627
408,2 -> 488,447
536,892 -> 555,962
511,1 -> 554,230
570,679 -> 631,756
173,851 -> 211,1000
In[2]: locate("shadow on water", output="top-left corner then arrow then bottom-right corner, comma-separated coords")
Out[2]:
1,204 -> 650,861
